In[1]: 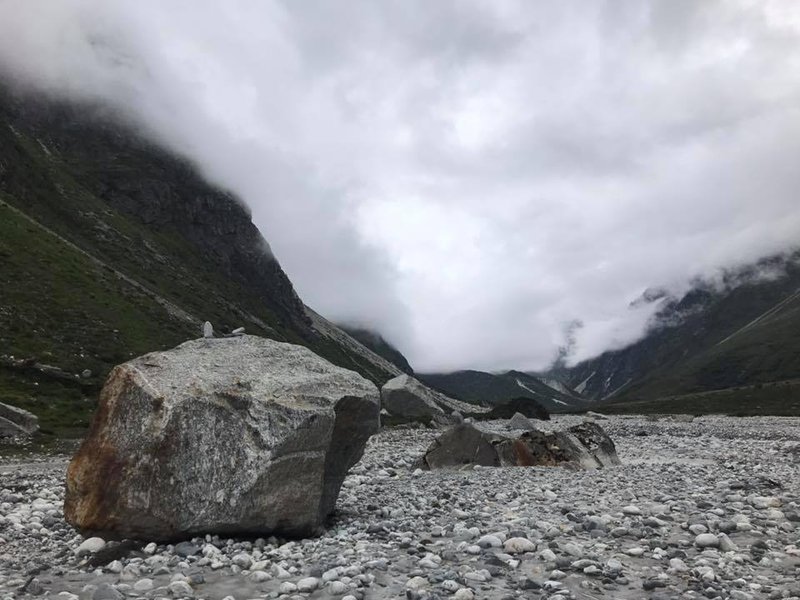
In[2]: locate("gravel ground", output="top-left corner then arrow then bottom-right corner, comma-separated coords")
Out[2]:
1,415 -> 799,600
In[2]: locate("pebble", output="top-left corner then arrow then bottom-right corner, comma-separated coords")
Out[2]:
296,577 -> 319,592
75,537 -> 106,557
132,579 -> 153,592
168,580 -> 193,597
503,537 -> 536,554
695,533 -> 721,548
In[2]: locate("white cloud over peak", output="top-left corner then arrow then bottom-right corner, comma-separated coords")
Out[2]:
2,0 -> 799,371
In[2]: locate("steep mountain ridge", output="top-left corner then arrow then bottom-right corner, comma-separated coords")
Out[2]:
550,252 -> 800,414
0,85 -> 398,434
418,369 -> 585,412
339,326 -> 414,374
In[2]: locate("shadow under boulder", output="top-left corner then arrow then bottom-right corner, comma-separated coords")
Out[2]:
418,420 -> 620,470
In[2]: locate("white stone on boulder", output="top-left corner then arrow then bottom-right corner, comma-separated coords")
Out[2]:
64,336 -> 380,540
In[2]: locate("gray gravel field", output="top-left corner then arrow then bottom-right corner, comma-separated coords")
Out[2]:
1,415 -> 799,600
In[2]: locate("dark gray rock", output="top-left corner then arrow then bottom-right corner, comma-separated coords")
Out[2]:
381,375 -> 445,423
380,375 -> 477,425
173,541 -> 200,557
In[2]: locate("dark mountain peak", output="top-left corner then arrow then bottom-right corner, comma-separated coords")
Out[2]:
551,249 -> 800,414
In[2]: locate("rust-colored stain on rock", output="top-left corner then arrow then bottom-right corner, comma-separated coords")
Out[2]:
64,367 -> 131,533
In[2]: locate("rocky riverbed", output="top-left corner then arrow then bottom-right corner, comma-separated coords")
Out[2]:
1,415 -> 799,600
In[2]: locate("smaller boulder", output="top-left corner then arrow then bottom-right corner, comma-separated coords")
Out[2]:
508,412 -> 536,431
418,420 -> 620,470
380,375 -> 447,425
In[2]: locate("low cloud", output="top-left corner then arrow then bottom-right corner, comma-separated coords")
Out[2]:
2,0 -> 799,372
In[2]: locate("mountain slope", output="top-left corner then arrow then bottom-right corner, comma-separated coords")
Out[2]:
552,254 -> 800,415
338,326 -> 414,374
0,85 -> 398,435
418,369 -> 584,412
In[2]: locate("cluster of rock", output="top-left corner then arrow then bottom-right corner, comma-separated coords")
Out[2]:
418,418 -> 620,470
62,335 -> 617,545
0,400 -> 39,440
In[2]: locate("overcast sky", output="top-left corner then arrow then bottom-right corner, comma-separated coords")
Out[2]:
2,0 -> 800,372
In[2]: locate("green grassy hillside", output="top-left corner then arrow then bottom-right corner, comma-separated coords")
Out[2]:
0,86 -> 395,436
339,326 -> 413,375
554,255 -> 800,415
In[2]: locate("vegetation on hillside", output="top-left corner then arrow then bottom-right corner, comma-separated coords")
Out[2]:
556,254 -> 800,415
0,86 -> 395,436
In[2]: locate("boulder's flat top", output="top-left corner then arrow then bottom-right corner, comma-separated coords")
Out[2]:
123,336 -> 378,407
2,415 -> 800,599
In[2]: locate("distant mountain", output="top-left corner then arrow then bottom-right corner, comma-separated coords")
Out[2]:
338,326 -> 414,374
550,253 -> 800,415
418,369 -> 585,412
0,84 -> 400,436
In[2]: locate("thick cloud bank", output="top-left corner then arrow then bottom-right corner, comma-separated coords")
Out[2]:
2,0 -> 799,372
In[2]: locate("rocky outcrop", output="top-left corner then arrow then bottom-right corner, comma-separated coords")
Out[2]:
380,375 -> 482,425
64,336 -> 380,540
419,420 -> 620,470
0,401 -> 39,439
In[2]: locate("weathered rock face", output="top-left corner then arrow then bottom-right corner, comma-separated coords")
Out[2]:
0,401 -> 39,439
64,336 -> 380,540
418,421 -> 620,470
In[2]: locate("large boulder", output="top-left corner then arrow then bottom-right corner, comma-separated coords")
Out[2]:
64,336 -> 380,540
0,401 -> 39,439
419,420 -> 620,470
